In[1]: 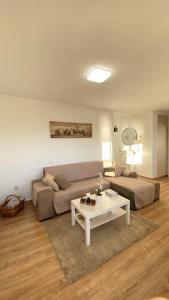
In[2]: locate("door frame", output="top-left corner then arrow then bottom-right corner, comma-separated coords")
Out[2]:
155,112 -> 169,178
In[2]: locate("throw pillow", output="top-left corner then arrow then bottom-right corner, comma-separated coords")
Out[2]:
122,168 -> 132,177
122,168 -> 138,178
115,164 -> 124,176
42,173 -> 59,192
129,171 -> 138,178
55,175 -> 70,190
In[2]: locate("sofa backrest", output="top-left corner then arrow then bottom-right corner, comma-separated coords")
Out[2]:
43,161 -> 104,182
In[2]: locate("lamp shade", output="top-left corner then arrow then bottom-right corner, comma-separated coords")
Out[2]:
102,142 -> 112,161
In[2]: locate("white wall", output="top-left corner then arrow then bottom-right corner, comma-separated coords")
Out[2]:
0,95 -> 114,200
114,111 -> 156,178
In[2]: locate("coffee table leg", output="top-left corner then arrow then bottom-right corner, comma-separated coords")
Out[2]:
125,203 -> 130,225
71,203 -> 76,226
85,217 -> 90,246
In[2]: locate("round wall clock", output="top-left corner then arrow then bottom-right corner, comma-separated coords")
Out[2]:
122,127 -> 137,145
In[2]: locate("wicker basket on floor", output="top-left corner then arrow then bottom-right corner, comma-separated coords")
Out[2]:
0,195 -> 25,217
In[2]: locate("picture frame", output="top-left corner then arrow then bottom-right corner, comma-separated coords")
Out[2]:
50,121 -> 92,138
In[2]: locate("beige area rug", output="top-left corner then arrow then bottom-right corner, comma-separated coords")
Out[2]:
43,212 -> 158,283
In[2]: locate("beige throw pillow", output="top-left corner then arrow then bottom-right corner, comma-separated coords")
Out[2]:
122,168 -> 138,178
115,165 -> 124,177
55,175 -> 70,190
122,168 -> 132,177
42,173 -> 59,192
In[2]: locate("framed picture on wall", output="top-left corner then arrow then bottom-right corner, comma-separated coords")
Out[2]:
50,121 -> 92,138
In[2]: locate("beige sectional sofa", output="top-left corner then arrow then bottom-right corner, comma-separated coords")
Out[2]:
32,160 -> 160,221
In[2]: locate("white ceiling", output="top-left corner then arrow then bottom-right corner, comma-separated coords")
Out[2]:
0,0 -> 169,112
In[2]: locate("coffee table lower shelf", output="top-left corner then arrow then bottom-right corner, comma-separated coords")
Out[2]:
71,195 -> 130,246
75,207 -> 126,230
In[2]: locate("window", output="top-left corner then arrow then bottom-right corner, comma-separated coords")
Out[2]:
124,144 -> 143,165
102,142 -> 112,161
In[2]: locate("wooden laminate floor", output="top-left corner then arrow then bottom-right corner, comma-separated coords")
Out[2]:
0,177 -> 169,300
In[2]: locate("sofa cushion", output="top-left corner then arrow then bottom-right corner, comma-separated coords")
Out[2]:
129,172 -> 138,178
122,168 -> 138,178
115,164 -> 124,176
42,174 -> 59,192
43,161 -> 104,182
55,175 -> 70,190
53,177 -> 110,214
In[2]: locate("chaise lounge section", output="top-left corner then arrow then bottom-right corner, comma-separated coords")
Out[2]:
105,176 -> 160,210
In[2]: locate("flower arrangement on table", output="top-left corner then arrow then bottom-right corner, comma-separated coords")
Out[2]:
80,173 -> 104,206
95,172 -> 104,196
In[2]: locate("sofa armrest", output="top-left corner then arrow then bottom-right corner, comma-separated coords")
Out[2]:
32,181 -> 55,221
36,189 -> 55,221
138,177 -> 160,201
109,182 -> 136,210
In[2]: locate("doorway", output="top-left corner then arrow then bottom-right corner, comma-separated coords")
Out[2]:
157,114 -> 168,177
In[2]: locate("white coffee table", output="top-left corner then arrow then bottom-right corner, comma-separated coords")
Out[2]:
71,192 -> 130,246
